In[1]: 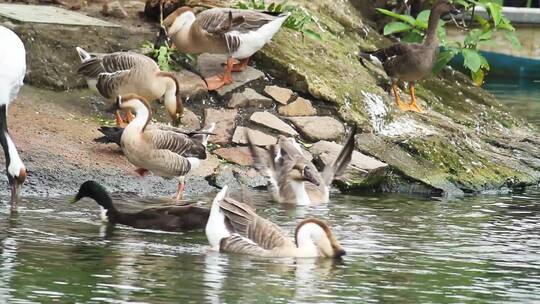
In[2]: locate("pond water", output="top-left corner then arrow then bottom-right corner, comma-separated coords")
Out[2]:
0,187 -> 539,303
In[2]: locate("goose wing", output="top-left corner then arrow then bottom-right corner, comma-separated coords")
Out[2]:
144,129 -> 207,159
219,234 -> 269,256
220,197 -> 294,250
322,125 -> 357,186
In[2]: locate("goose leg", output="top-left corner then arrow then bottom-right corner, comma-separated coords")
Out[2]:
408,82 -> 424,113
392,83 -> 410,111
231,57 -> 250,72
175,176 -> 185,201
205,57 -> 234,91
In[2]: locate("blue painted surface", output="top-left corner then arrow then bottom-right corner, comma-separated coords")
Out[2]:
449,50 -> 540,79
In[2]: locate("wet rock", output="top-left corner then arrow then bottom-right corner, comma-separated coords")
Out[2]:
197,54 -> 264,96
214,147 -> 253,166
175,70 -> 208,100
287,116 -> 344,141
208,164 -> 267,189
191,154 -> 219,178
250,111 -> 298,136
232,126 -> 277,146
203,108 -> 237,144
264,85 -> 294,105
228,88 -> 273,108
180,108 -> 201,131
278,97 -> 317,117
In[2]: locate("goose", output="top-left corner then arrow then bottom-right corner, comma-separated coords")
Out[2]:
358,0 -> 459,113
0,26 -> 27,204
71,181 -> 210,231
110,94 -> 214,200
247,126 -> 357,205
76,47 -> 184,126
205,186 -> 346,258
164,7 -> 289,90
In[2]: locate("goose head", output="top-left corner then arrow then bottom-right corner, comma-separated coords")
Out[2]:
112,94 -> 151,114
8,166 -> 26,204
288,161 -> 321,187
295,218 -> 346,258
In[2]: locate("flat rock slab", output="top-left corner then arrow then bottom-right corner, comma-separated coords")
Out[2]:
278,96 -> 317,117
0,4 -> 119,27
175,70 -> 208,100
310,140 -> 387,173
250,111 -> 298,136
197,54 -> 264,96
264,85 -> 293,105
191,154 -> 220,178
214,147 -> 254,166
204,108 -> 238,144
287,116 -> 344,141
233,126 -> 277,146
228,88 -> 273,108
180,108 -> 201,131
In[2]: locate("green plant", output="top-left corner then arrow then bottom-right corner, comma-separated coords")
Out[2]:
233,0 -> 323,41
142,41 -> 178,71
377,0 -> 521,85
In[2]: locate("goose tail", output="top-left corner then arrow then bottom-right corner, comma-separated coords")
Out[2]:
94,126 -> 123,147
76,46 -> 91,62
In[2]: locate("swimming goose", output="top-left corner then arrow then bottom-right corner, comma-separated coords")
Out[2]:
76,47 -> 183,126
71,181 -> 210,231
111,94 -> 214,200
247,126 -> 357,205
358,0 -> 459,113
164,7 -> 289,90
0,26 -> 27,204
206,186 -> 346,258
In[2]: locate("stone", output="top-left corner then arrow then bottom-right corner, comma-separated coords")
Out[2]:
190,154 -> 219,178
227,88 -> 273,108
102,1 -> 128,18
249,111 -> 298,136
310,140 -> 387,174
214,147 -> 254,166
175,70 -> 208,100
203,108 -> 238,145
232,126 -> 277,146
287,116 -> 344,141
264,85 -> 293,105
196,54 -> 264,96
278,97 -> 317,117
180,108 -> 200,131
208,164 -> 267,189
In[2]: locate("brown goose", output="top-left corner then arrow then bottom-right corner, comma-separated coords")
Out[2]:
164,7 -> 289,90
205,186 -> 346,258
358,0 -> 459,113
76,47 -> 183,126
71,181 -> 210,231
110,94 -> 214,200
247,126 -> 357,205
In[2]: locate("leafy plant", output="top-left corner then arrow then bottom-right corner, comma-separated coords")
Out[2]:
377,0 -> 522,86
142,41 -> 178,71
233,0 -> 323,41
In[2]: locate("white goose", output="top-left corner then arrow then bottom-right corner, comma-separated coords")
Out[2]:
0,26 -> 26,203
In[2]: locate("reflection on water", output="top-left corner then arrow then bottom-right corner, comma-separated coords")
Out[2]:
0,189 -> 539,303
484,77 -> 540,126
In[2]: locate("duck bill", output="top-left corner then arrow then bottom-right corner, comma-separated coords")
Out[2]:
10,183 -> 21,204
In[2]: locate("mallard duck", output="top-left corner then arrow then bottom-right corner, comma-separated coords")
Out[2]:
358,0 -> 459,113
164,7 -> 289,90
71,181 -> 210,231
247,126 -> 357,205
110,94 -> 214,200
205,186 -> 346,258
0,26 -> 27,204
76,47 -> 183,126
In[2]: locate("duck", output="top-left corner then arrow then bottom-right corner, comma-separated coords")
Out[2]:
76,47 -> 183,126
358,0 -> 459,113
0,26 -> 27,204
247,126 -> 357,205
163,7 -> 289,90
110,94 -> 214,200
71,180 -> 210,231
205,186 -> 346,258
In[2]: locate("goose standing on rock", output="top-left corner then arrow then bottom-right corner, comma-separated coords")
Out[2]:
164,7 -> 289,90
76,47 -> 184,126
0,26 -> 27,204
206,186 -> 346,258
71,181 -> 210,231
358,0 -> 459,113
111,94 -> 214,201
247,126 -> 357,205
